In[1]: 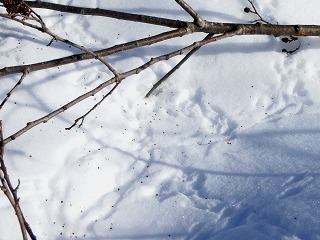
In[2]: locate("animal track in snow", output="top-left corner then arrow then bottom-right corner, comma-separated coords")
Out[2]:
277,173 -> 313,200
139,87 -> 238,149
258,54 -> 313,122
171,172 -> 229,219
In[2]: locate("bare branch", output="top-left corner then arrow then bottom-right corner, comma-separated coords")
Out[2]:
66,81 -> 121,130
2,20 -> 320,80
0,27 -> 193,77
145,33 -> 214,98
2,28 -> 241,145
0,8 -> 119,77
0,68 -> 29,110
26,0 -> 320,37
175,0 -> 206,27
24,0 -> 187,29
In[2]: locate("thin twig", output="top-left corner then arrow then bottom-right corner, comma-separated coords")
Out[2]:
245,0 -> 271,24
145,33 -> 214,98
0,68 -> 29,110
65,81 -> 121,130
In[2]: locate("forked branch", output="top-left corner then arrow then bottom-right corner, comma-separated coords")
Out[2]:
65,81 -> 121,130
145,33 -> 215,98
175,0 -> 206,27
2,28 -> 241,145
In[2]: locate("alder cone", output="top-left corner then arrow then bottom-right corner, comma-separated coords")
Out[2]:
3,0 -> 30,16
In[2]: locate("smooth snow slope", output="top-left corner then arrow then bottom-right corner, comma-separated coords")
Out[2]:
1,0 -> 320,239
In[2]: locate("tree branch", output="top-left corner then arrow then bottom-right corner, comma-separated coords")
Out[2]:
1,8 -> 120,77
65,81 -> 121,130
2,28 -> 241,145
22,0 -> 187,29
0,27 -> 193,77
0,68 -> 29,110
3,1 -> 319,37
175,0 -> 206,28
145,33 -> 214,98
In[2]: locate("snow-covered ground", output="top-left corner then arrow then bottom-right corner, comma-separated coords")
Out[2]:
1,0 -> 320,239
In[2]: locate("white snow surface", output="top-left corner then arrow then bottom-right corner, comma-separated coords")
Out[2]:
1,1 -> 320,239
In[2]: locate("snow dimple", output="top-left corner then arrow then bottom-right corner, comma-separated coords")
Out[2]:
138,86 -> 238,151
278,174 -> 313,200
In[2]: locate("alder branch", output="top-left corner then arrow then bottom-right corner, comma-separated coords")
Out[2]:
2,28 -> 241,145
0,121 -> 37,240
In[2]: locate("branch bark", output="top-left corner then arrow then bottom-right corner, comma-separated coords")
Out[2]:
23,0 -> 187,29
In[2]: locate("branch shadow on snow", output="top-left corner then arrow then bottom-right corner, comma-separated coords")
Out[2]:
52,118 -> 320,240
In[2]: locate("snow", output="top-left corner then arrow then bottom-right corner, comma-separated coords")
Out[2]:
1,0 -> 320,239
